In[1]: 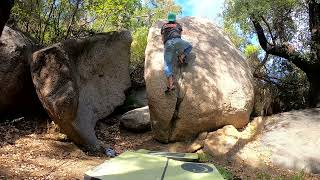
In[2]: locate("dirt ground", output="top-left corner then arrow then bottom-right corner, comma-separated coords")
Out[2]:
0,114 -> 319,180
0,114 -> 167,180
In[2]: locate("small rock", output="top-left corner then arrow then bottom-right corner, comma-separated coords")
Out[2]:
120,106 -> 151,132
197,132 -> 208,141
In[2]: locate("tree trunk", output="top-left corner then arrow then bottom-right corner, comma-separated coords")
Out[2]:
65,0 -> 81,39
307,66 -> 320,107
308,0 -> 320,107
36,0 -> 42,41
41,0 -> 56,44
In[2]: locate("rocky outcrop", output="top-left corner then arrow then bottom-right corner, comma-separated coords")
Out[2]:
203,109 -> 320,174
0,26 -> 38,117
145,17 -> 254,143
202,117 -> 265,158
31,31 -> 132,150
259,109 -> 320,174
120,106 -> 150,132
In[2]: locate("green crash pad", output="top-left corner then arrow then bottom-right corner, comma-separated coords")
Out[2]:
84,151 -> 224,180
136,149 -> 199,162
164,159 -> 224,180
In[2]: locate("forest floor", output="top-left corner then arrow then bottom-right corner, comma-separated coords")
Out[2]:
0,114 -> 319,180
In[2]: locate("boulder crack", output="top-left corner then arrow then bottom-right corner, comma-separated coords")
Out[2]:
168,65 -> 186,140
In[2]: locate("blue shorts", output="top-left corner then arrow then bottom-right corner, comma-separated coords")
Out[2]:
164,38 -> 192,77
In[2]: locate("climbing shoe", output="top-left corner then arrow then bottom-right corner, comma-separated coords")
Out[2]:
165,86 -> 175,94
178,54 -> 188,66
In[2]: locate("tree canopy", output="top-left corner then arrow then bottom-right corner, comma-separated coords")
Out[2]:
9,0 -> 180,45
223,0 -> 320,108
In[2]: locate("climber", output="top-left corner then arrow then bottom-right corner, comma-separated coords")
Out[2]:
161,12 -> 192,94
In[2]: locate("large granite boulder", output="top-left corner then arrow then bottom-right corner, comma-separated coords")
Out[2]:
0,26 -> 37,117
31,32 -> 132,150
144,17 -> 254,143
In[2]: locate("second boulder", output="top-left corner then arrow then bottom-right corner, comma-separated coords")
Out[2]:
31,32 -> 132,150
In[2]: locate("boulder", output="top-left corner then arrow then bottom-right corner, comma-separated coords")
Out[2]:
203,117 -> 265,158
31,31 -> 132,150
144,17 -> 254,143
0,26 -> 38,117
121,106 -> 150,131
204,109 -> 320,174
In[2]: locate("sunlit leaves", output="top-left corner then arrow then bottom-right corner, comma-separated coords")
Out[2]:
244,44 -> 260,58
131,26 -> 148,66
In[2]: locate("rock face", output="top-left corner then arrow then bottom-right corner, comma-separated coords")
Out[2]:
31,32 -> 132,150
259,108 -> 320,174
145,17 -> 254,143
121,106 -> 150,131
203,109 -> 320,174
0,26 -> 37,117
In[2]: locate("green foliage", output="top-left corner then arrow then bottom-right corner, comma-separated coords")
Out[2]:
10,0 -> 182,70
131,26 -> 148,66
10,0 -> 142,44
257,172 -> 272,180
291,171 -> 305,180
215,165 -> 234,180
224,0 -> 299,37
256,170 -> 305,180
197,151 -> 210,163
277,63 -> 309,111
224,23 -> 247,48
223,0 -> 312,112
223,0 -> 307,51
86,0 -> 141,32
244,44 -> 260,58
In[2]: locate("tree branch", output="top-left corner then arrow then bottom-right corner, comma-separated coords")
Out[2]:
254,73 -> 302,88
65,0 -> 81,39
250,15 -> 311,72
253,74 -> 278,86
260,15 -> 276,45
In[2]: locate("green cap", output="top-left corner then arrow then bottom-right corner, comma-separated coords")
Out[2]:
167,12 -> 176,22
